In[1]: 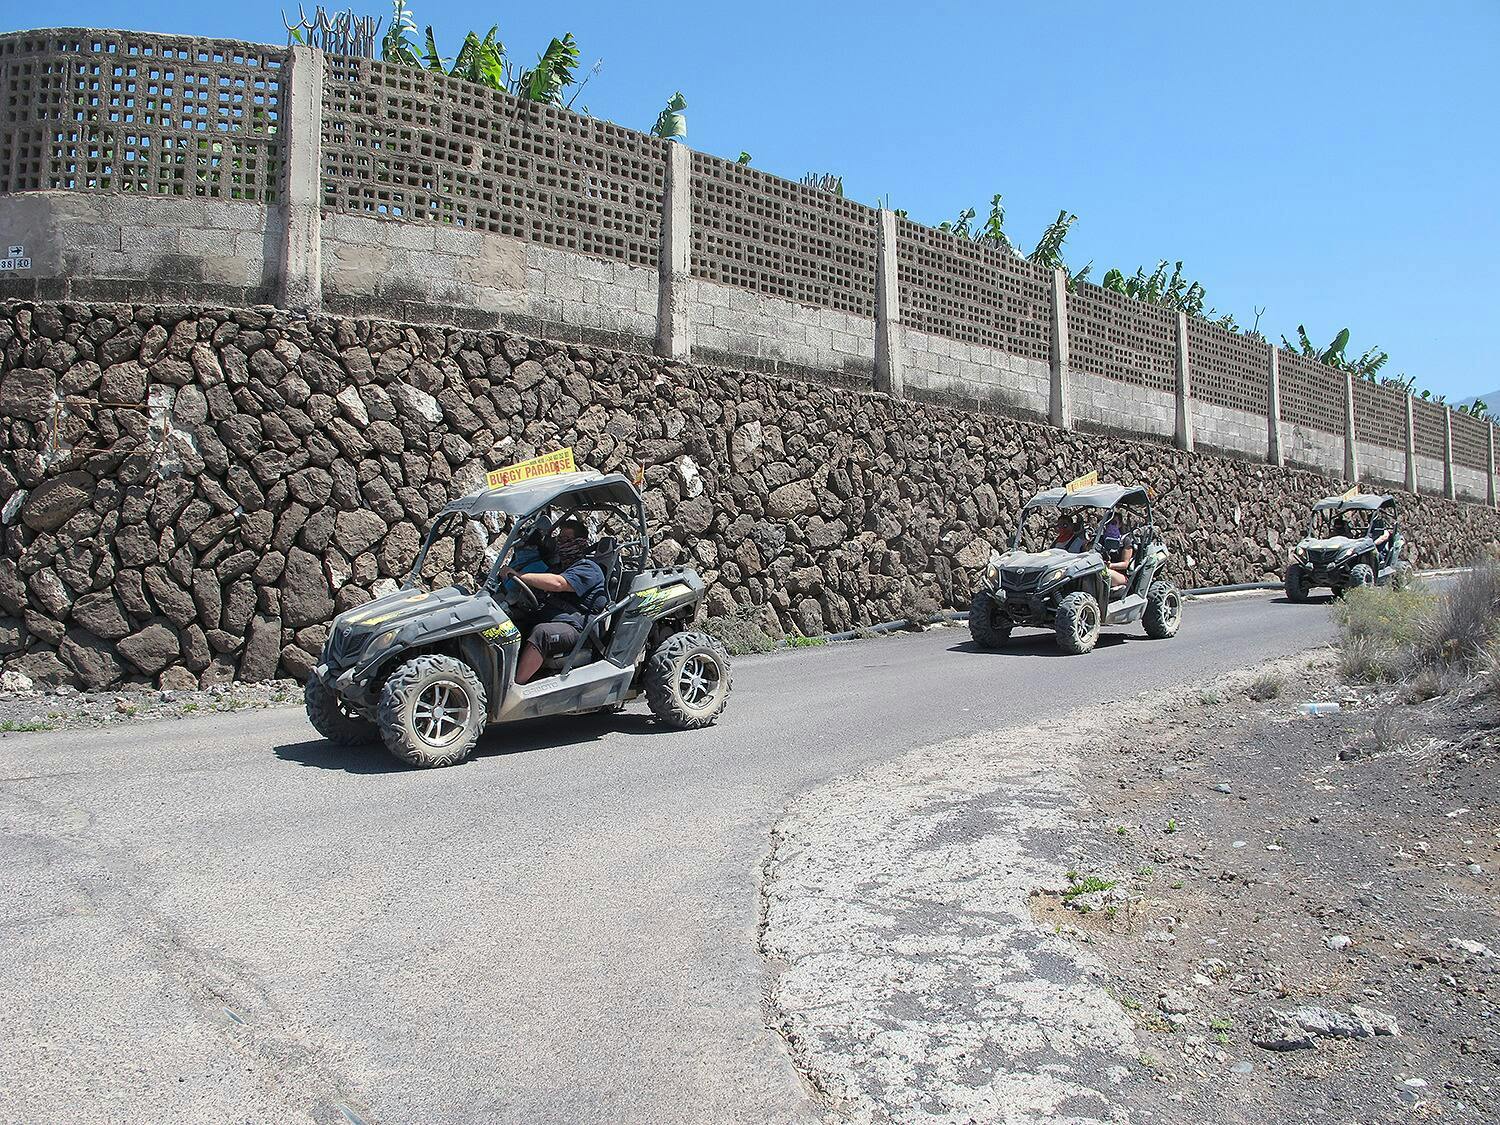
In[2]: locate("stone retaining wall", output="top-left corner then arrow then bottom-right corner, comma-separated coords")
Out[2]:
2,299 -> 1497,691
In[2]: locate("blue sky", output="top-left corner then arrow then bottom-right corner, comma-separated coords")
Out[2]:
10,2 -> 1499,400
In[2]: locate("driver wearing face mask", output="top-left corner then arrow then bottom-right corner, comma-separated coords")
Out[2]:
496,518 -> 608,684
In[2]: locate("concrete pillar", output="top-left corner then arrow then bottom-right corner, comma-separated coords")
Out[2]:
654,142 -> 692,361
1403,394 -> 1417,493
1488,423 -> 1497,508
1342,372 -> 1358,484
276,45 -> 324,313
873,208 -> 903,398
1442,408 -> 1456,500
1173,310 -> 1193,452
1048,268 -> 1071,430
1266,344 -> 1284,467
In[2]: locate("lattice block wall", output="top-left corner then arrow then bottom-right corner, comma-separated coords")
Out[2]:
689,153 -> 877,318
1351,378 -> 1405,450
1450,411 -> 1491,470
893,219 -> 1051,363
1275,350 -> 1344,434
0,30 -> 284,201
1411,397 -> 1447,460
1064,281 -> 1176,394
321,57 -> 665,267
1185,318 -> 1266,414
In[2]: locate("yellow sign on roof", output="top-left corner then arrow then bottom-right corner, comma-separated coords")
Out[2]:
1065,470 -> 1099,493
486,447 -> 576,490
1340,485 -> 1360,500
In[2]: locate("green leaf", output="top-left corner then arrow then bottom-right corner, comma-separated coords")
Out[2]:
650,91 -> 688,140
524,33 -> 580,104
736,152 -> 752,165
423,25 -> 447,71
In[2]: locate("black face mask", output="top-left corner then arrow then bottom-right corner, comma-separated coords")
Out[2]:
549,535 -> 588,569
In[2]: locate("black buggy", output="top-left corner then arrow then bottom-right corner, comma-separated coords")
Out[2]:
1284,492 -> 1411,602
303,471 -> 731,768
967,482 -> 1183,655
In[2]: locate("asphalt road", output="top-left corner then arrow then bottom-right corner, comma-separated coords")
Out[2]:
1,592 -> 1340,1124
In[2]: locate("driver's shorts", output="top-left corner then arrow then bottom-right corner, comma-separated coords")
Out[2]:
527,621 -> 580,659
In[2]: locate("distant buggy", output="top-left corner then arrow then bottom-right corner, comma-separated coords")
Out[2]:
1284,492 -> 1411,601
304,471 -> 731,768
968,482 -> 1182,655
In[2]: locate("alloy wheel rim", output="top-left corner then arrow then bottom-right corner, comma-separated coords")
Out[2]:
679,654 -> 720,710
1164,592 -> 1181,626
413,680 -> 471,747
1080,603 -> 1099,637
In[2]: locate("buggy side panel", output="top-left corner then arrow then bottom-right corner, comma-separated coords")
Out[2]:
605,569 -> 704,666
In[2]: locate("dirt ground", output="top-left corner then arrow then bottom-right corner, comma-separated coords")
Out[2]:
1044,652 -> 1498,1123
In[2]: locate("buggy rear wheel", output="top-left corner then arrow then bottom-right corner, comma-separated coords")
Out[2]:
645,630 -> 732,729
377,654 -> 487,768
1143,581 -> 1182,639
1055,591 -> 1101,655
304,676 -> 378,745
967,589 -> 1012,649
1391,562 -> 1414,591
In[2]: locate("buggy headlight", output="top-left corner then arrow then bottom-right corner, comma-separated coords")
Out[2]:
1290,545 -> 1307,562
1044,567 -> 1067,585
361,628 -> 401,663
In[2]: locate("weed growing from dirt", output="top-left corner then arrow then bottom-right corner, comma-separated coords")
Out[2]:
0,719 -> 54,732
785,635 -> 828,648
1246,670 -> 1284,700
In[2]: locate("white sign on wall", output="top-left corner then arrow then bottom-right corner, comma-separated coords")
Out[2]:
0,245 -> 32,272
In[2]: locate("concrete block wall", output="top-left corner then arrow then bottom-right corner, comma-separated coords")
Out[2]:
1072,371 -> 1176,442
1,29 -> 1493,509
1454,464 -> 1489,503
0,191 -> 279,306
1357,440 -> 1407,491
1416,455 -> 1446,495
900,327 -> 1050,419
321,212 -> 526,327
1284,425 -> 1345,479
687,278 -> 875,384
524,245 -> 658,347
1192,399 -> 1269,461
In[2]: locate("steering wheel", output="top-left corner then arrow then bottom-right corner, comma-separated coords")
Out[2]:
507,575 -> 542,614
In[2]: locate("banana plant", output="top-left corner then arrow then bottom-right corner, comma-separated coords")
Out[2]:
1280,325 -> 1389,381
517,34 -> 580,105
651,92 -> 688,141
381,0 -> 421,65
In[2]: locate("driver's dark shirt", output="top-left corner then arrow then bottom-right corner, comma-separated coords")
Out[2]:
535,557 -> 607,629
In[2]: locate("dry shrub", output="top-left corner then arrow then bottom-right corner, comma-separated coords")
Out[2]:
701,605 -> 778,655
1414,561 -> 1500,676
1246,670 -> 1284,701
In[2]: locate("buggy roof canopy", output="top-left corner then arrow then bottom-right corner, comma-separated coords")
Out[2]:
442,471 -> 642,518
1312,493 -> 1394,513
1024,483 -> 1149,510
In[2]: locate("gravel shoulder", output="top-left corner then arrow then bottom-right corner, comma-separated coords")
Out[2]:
760,652 -> 1498,1123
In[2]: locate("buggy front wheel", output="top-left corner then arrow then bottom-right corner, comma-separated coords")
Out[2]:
377,654 -> 487,768
1055,591 -> 1101,655
305,676 -> 378,745
1284,565 -> 1309,604
645,631 -> 732,729
968,590 -> 1012,649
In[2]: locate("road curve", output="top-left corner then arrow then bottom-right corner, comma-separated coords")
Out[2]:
1,592 -> 1338,1124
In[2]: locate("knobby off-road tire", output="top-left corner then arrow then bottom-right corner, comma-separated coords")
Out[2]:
377,654 -> 487,768
1284,565 -> 1309,604
967,589 -> 1012,649
1347,563 -> 1376,591
1143,581 -> 1183,639
1055,591 -> 1101,655
304,676 -> 379,745
644,630 -> 732,729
